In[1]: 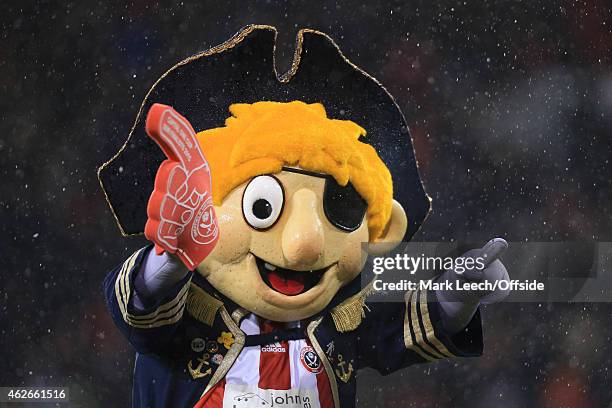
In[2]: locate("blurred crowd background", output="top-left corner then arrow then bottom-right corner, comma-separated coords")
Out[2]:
2,1 -> 611,407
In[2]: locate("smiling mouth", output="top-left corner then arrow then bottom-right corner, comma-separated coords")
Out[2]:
254,256 -> 327,296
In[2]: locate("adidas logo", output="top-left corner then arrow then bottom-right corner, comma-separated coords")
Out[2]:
261,342 -> 286,353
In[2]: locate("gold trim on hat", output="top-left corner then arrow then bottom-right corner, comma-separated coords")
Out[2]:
97,24 -> 431,236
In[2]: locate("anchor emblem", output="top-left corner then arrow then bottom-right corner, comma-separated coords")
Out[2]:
334,354 -> 354,383
188,353 -> 212,379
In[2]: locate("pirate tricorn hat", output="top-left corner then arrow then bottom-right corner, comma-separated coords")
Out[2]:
98,24 -> 431,242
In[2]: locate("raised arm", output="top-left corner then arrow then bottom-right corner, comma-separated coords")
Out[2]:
358,238 -> 509,373
103,104 -> 218,353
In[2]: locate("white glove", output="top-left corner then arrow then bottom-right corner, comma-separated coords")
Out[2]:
435,238 -> 510,334
132,249 -> 189,310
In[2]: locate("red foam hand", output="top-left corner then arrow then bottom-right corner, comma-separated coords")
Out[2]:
143,103 -> 219,270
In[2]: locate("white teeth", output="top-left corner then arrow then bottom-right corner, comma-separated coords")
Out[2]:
264,262 -> 277,271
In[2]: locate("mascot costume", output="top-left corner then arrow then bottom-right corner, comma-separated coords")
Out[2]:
98,25 -> 509,408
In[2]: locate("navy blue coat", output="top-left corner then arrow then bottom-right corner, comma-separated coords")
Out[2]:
104,247 -> 484,408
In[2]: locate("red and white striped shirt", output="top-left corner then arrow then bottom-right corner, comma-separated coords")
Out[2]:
195,315 -> 334,408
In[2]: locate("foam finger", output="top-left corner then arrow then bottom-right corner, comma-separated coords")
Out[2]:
145,103 -> 205,172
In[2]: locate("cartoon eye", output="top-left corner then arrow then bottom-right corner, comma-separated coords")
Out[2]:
242,175 -> 284,230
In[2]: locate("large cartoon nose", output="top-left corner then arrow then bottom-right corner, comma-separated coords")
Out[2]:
282,188 -> 325,268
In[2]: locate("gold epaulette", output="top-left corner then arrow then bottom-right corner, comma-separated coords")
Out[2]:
185,283 -> 223,326
330,281 -> 375,333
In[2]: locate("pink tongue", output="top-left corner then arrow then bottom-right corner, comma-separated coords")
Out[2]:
268,271 -> 305,295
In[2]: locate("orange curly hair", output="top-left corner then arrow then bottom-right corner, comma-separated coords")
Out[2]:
196,101 -> 393,240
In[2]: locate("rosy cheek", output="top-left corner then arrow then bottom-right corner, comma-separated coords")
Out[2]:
209,206 -> 251,264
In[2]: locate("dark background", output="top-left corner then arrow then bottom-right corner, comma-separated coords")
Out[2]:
2,1 -> 611,407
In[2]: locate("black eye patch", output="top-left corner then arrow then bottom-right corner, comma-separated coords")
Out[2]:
323,178 -> 367,232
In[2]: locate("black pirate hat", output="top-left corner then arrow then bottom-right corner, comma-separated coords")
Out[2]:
98,24 -> 430,242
